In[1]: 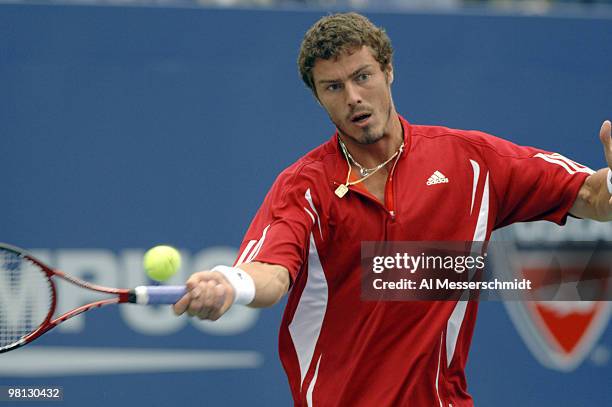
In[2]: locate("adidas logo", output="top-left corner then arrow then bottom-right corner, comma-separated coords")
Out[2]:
426,170 -> 449,186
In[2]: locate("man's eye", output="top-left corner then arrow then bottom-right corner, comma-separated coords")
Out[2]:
356,73 -> 371,82
327,83 -> 341,92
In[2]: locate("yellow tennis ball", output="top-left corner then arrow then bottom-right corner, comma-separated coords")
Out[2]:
143,245 -> 181,282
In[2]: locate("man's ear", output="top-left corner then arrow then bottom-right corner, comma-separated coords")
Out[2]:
385,64 -> 394,85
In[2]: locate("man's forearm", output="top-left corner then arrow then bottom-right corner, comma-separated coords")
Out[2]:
570,168 -> 612,221
238,262 -> 290,308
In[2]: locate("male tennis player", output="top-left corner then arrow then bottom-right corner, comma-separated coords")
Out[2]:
174,12 -> 612,406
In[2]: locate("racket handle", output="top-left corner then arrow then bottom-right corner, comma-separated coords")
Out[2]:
130,286 -> 187,305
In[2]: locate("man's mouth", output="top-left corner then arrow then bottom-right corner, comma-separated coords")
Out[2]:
351,112 -> 372,124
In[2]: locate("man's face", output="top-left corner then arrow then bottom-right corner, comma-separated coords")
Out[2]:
312,46 -> 394,145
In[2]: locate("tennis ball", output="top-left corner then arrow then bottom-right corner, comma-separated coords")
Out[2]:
143,245 -> 181,282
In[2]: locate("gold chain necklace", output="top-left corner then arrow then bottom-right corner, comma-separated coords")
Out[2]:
343,142 -> 383,177
335,137 -> 404,198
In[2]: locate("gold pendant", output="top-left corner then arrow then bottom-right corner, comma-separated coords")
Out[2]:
335,184 -> 349,198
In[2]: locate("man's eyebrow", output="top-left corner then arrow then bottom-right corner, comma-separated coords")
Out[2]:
316,64 -> 373,85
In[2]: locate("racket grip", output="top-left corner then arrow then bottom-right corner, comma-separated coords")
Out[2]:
131,286 -> 187,305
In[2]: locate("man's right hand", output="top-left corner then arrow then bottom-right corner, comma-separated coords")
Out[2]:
174,262 -> 290,320
172,270 -> 235,321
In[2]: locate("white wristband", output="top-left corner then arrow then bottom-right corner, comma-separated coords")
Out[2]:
212,265 -> 255,305
607,169 -> 612,195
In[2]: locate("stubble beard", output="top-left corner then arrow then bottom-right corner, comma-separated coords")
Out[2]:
334,101 -> 393,146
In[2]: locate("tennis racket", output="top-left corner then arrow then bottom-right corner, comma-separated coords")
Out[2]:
0,243 -> 186,354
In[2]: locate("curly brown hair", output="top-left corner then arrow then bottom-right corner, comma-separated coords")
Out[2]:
297,12 -> 394,95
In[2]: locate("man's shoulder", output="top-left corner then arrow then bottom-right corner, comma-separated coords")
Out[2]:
409,123 -> 528,157
259,138 -> 338,208
276,138 -> 337,183
411,124 -> 494,145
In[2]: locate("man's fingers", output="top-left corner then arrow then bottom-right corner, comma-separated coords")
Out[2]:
181,279 -> 228,319
600,120 -> 611,140
172,293 -> 192,315
207,285 -> 229,321
173,278 -> 204,315
599,120 -> 612,166
174,270 -> 233,320
201,280 -> 217,308
185,271 -> 215,290
190,286 -> 202,300
214,284 -> 227,308
187,287 -> 207,314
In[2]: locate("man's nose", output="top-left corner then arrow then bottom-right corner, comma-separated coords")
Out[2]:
345,82 -> 362,108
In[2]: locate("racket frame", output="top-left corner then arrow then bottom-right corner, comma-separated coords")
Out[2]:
0,243 -> 176,353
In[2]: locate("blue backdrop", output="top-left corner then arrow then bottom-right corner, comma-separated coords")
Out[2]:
1,5 -> 611,406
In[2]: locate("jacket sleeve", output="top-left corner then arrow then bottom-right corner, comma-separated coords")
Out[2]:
234,167 -> 314,281
472,131 -> 593,229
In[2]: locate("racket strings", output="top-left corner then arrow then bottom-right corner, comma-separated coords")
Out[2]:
0,250 -> 53,350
